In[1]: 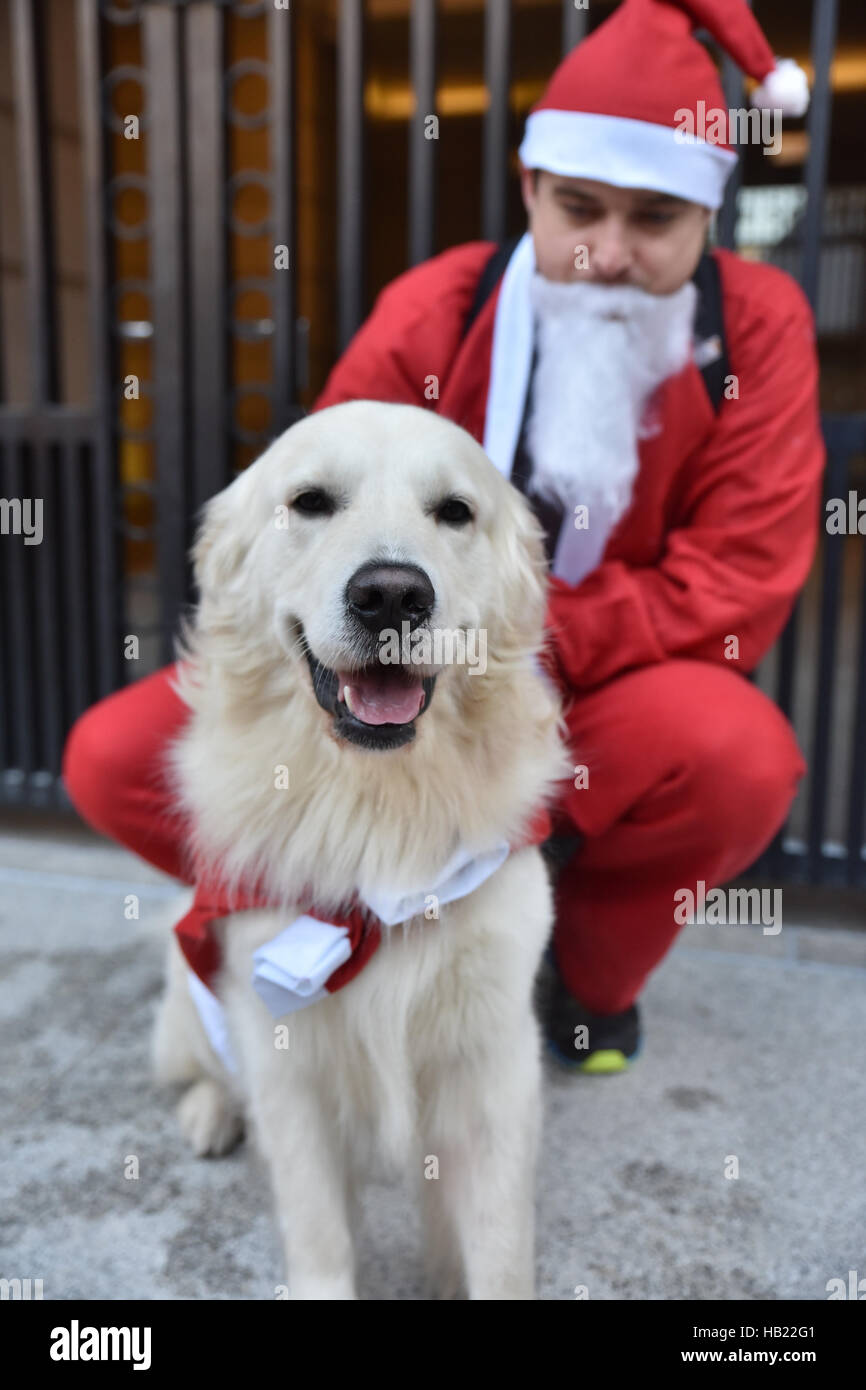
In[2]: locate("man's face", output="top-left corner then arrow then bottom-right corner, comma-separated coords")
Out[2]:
520,170 -> 711,295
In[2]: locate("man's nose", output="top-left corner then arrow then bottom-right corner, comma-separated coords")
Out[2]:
588,220 -> 632,282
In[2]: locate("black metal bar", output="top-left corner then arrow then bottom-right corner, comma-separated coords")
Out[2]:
338,0 -> 365,351
0,3 -> 7,405
847,532 -> 866,886
834,415 -> 866,886
1,443 -> 36,779
806,449 -> 848,880
770,586 -> 804,879
32,443 -> 63,776
11,0 -> 58,405
716,75 -> 743,248
800,0 -> 838,310
821,413 -> 866,456
77,0 -> 123,699
0,444 -> 11,773
408,0 -> 437,266
59,441 -> 92,726
482,0 -> 511,242
775,599 -> 800,726
186,1 -> 229,511
714,0 -> 751,251
561,0 -> 587,55
144,3 -> 190,665
269,0 -> 298,432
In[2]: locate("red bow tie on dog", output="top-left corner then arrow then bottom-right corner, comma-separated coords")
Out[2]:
176,804 -> 553,1012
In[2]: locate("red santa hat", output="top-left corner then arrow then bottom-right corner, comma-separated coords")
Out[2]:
518,0 -> 810,211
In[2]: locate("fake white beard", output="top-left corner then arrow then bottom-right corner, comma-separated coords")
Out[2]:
524,275 -> 698,523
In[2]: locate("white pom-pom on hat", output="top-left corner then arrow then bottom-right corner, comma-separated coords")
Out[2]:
751,57 -> 810,117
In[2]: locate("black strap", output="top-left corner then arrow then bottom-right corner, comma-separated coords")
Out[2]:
462,240 -> 729,415
690,250 -> 729,414
462,235 -> 522,340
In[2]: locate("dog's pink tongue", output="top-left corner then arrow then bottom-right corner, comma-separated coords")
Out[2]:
340,668 -> 424,725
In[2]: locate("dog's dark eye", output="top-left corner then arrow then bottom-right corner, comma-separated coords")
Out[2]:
293,488 -> 335,517
436,497 -> 473,526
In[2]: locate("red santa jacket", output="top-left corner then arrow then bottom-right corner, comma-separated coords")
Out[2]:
311,242 -> 825,698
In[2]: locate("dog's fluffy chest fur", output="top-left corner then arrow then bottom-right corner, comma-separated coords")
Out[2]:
212,845 -> 552,1177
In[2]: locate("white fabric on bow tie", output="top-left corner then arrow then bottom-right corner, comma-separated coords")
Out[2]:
187,968 -> 239,1075
251,917 -> 352,1018
187,837 -> 513,1071
360,836 -> 510,926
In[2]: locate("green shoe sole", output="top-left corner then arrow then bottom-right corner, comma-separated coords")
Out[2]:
545,1035 -> 644,1075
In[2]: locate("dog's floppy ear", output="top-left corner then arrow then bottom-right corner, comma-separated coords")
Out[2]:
494,482 -> 550,655
191,471 -> 256,597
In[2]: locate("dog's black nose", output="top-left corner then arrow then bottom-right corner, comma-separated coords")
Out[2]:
345,562 -> 435,634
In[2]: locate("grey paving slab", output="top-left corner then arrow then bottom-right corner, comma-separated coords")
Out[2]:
0,813 -> 177,887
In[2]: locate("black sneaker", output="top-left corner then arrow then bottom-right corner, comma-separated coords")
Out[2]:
535,948 -> 643,1074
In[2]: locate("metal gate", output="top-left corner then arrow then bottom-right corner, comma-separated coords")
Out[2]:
0,0 -> 863,887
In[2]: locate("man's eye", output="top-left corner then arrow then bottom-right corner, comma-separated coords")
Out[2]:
638,212 -> 675,225
292,489 -> 335,516
436,497 -> 473,526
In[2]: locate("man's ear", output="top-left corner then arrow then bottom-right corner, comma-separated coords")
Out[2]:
519,163 -> 537,216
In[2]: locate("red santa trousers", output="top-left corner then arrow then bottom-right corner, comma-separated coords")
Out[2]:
61,656 -> 805,1015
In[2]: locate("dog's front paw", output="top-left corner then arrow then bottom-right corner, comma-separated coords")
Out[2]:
176,1078 -> 244,1157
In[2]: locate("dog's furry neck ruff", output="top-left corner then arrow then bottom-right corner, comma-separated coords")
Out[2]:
175,799 -> 552,1017
165,618 -> 566,920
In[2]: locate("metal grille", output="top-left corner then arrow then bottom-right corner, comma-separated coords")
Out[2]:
751,413 -> 866,888
1,0 -> 122,807
0,0 -> 863,887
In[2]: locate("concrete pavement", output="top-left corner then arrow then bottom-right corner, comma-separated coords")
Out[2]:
1,814 -> 863,1300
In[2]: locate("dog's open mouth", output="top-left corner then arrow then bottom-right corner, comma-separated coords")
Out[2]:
303,639 -> 437,750
337,665 -> 426,724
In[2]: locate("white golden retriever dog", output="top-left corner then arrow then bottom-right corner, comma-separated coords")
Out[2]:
152,400 -> 570,1300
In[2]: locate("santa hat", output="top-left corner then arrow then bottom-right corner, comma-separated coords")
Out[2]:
518,0 -> 810,210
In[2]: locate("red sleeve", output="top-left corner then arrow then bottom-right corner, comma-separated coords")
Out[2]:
310,241 -> 495,413
543,265 -> 825,692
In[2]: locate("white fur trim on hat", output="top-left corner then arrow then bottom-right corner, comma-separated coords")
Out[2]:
518,108 -> 737,210
751,57 -> 810,118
